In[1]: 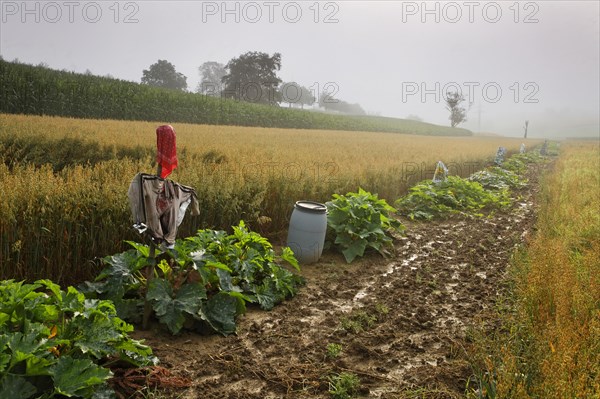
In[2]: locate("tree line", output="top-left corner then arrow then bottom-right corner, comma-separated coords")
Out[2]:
141,51 -> 367,116
142,52 -> 473,126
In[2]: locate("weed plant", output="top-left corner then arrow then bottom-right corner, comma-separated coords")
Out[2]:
328,372 -> 360,399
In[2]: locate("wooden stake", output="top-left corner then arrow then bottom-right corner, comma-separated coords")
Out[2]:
142,165 -> 162,330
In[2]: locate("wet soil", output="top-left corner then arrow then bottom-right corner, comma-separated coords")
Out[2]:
133,168 -> 543,399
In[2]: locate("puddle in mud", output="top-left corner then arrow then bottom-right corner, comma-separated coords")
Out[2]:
353,290 -> 368,302
353,252 -> 422,302
445,282 -> 459,301
398,254 -> 419,272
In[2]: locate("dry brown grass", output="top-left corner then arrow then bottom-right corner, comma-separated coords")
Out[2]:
466,141 -> 600,399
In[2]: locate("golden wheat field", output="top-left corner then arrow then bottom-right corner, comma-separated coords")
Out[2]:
1,113 -> 541,284
2,113 -> 537,189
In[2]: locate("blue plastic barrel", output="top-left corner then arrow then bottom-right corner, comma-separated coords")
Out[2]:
286,201 -> 328,264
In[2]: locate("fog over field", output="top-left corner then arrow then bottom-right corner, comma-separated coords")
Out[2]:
1,0 -> 598,138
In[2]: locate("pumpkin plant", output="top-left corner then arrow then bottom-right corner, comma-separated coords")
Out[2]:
326,188 -> 404,263
395,176 -> 511,220
0,279 -> 157,399
80,221 -> 303,336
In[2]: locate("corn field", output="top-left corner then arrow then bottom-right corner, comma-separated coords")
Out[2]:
0,60 -> 472,136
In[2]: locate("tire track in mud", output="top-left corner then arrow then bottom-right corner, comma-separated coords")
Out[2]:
134,170 -> 541,399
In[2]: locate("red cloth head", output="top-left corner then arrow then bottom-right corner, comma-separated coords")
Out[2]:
156,125 -> 178,178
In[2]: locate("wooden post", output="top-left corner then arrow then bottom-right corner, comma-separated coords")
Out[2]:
142,164 -> 162,331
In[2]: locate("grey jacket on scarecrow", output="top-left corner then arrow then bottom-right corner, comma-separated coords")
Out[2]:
127,173 -> 199,246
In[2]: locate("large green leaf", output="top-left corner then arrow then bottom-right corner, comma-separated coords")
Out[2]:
0,312 -> 10,328
6,327 -> 53,369
216,268 -> 234,292
77,280 -> 111,297
50,357 -> 111,397
89,249 -> 147,304
98,250 -> 144,280
124,240 -> 151,258
112,298 -> 143,324
70,313 -> 123,359
0,374 -> 37,399
147,280 -> 206,334
341,238 -> 368,263
327,207 -> 349,228
31,304 -> 59,324
198,292 -> 238,335
36,279 -> 62,301
0,353 -> 10,374
157,304 -> 186,336
60,286 -> 86,313
254,282 -> 278,311
147,279 -> 181,334
115,339 -> 158,367
281,247 -> 300,271
25,354 -> 55,376
176,283 -> 207,314
147,279 -> 173,306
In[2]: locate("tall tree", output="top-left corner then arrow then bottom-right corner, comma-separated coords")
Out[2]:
445,91 -> 467,127
222,51 -> 282,105
141,60 -> 187,91
280,82 -> 316,108
196,61 -> 226,96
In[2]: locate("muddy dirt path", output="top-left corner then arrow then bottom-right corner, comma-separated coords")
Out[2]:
133,169 -> 542,399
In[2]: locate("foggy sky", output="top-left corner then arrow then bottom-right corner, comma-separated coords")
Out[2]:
1,0 -> 598,138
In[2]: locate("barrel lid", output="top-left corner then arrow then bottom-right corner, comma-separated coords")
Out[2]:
294,201 -> 327,213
